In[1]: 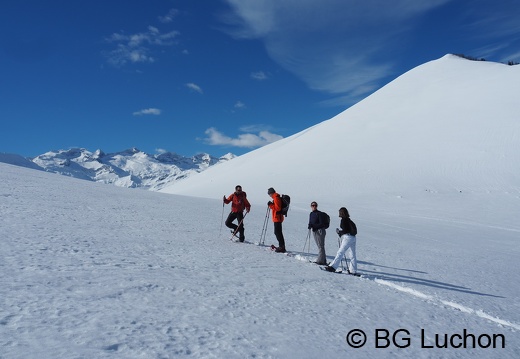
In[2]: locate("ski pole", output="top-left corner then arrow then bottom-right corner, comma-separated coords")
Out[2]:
261,218 -> 268,245
302,229 -> 311,255
262,206 -> 271,245
337,234 -> 349,272
219,199 -> 225,236
260,209 -> 269,245
260,206 -> 270,245
230,211 -> 248,241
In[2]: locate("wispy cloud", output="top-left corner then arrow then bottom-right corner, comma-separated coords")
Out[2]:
219,0 -> 453,104
234,101 -> 246,109
464,4 -> 520,39
105,26 -> 179,66
186,83 -> 203,94
502,50 -> 520,63
133,108 -> 161,116
250,71 -> 268,80
239,124 -> 274,133
159,9 -> 179,24
203,127 -> 283,148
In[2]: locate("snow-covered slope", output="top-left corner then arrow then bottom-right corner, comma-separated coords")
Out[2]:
25,148 -> 235,190
161,55 -> 520,207
1,161 -> 518,359
0,152 -> 44,171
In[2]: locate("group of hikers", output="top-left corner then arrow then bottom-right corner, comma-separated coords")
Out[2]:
223,185 -> 359,275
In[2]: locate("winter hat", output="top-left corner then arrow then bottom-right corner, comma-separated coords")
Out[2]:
267,187 -> 276,195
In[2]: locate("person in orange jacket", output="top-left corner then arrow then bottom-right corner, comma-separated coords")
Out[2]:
267,187 -> 286,252
223,185 -> 251,242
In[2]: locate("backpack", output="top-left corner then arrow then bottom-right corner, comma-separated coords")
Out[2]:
319,211 -> 330,229
349,218 -> 357,236
279,194 -> 291,217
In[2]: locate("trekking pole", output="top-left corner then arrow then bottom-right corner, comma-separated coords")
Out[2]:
302,229 -> 311,255
230,211 -> 248,241
338,233 -> 345,270
259,206 -> 270,245
260,208 -> 269,245
337,234 -> 350,272
219,200 -> 225,236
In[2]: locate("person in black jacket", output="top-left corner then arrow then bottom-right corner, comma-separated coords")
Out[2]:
324,207 -> 358,275
308,201 -> 327,265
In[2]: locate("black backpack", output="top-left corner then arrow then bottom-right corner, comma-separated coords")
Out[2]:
319,211 -> 330,229
349,218 -> 357,236
279,194 -> 290,216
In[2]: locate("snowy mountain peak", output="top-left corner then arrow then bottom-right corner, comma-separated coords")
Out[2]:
0,148 -> 236,191
161,54 -> 520,204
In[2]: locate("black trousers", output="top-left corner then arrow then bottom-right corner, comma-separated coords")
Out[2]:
225,211 -> 244,240
273,222 -> 285,249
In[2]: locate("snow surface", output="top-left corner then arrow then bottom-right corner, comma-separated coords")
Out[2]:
2,55 -> 519,358
0,153 -> 43,171
1,164 -> 519,359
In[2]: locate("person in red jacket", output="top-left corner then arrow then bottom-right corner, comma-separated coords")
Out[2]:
223,185 -> 251,242
267,187 -> 286,253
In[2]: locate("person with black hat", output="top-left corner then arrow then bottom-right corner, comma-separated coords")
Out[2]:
267,187 -> 286,253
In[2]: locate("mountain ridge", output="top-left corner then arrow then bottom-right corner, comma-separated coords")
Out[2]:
0,148 -> 235,191
160,54 -> 520,205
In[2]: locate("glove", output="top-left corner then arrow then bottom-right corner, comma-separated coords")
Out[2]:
223,195 -> 226,202
308,224 -> 312,230
336,228 -> 340,235
267,201 -> 273,206
246,208 -> 250,213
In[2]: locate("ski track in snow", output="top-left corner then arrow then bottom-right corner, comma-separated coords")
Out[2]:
247,242 -> 520,332
372,279 -> 520,331
232,236 -> 519,332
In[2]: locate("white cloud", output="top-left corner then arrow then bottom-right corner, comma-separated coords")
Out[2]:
234,101 -> 246,109
159,9 -> 179,23
250,71 -> 268,80
105,26 -> 179,66
186,83 -> 203,94
133,108 -> 161,116
220,0 -> 452,103
203,127 -> 283,148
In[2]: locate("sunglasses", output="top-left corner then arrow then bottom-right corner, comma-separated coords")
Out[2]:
311,204 -> 317,207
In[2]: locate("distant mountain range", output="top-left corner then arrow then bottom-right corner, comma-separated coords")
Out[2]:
0,148 -> 235,191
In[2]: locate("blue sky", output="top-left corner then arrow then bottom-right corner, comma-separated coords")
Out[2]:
1,0 -> 519,158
